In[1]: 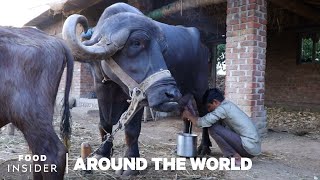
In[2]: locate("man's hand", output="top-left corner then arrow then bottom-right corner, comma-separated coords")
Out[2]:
181,108 -> 198,125
182,109 -> 193,120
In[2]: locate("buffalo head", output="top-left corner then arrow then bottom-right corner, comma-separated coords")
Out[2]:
62,12 -> 181,112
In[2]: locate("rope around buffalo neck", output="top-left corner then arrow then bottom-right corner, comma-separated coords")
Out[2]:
93,58 -> 173,154
103,58 -> 172,130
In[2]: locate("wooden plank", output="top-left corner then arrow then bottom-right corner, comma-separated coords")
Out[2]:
147,0 -> 226,20
7,123 -> 15,136
270,0 -> 320,22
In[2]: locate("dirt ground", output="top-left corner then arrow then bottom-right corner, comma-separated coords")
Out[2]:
0,106 -> 319,180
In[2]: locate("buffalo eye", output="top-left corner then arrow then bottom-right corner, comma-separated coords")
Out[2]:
133,41 -> 140,46
131,40 -> 142,47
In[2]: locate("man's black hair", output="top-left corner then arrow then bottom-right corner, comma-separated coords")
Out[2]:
202,88 -> 225,105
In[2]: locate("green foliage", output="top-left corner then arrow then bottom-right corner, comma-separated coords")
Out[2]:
316,39 -> 320,62
301,38 -> 313,62
216,44 -> 225,68
300,33 -> 320,63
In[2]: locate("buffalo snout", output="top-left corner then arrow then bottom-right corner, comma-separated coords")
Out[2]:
165,88 -> 182,101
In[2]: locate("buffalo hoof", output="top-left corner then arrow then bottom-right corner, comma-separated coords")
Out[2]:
197,145 -> 211,157
115,167 -> 139,176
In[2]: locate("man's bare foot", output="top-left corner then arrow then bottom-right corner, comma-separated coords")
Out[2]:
232,153 -> 242,166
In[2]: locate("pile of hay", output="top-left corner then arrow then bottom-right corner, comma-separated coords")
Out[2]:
267,107 -> 320,137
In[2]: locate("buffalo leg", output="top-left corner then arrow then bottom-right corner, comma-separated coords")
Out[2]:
95,101 -> 129,158
98,106 -> 112,141
198,128 -> 212,156
124,109 -> 143,158
115,109 -> 143,176
94,81 -> 129,158
95,82 -> 114,141
195,97 -> 212,156
16,118 -> 67,180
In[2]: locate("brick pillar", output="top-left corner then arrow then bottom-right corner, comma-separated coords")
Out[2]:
72,62 -> 81,98
225,0 -> 267,136
72,62 -> 94,98
80,63 -> 95,97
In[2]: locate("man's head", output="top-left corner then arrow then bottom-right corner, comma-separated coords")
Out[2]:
202,88 -> 225,112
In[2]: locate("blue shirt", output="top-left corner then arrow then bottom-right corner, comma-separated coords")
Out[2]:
197,100 -> 261,156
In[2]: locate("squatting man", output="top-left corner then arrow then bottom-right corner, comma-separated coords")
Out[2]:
182,88 -> 261,164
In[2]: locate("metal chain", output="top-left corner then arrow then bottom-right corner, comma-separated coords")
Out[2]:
86,87 -> 145,158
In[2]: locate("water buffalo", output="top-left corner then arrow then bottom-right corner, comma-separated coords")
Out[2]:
63,3 -> 211,175
0,26 -> 73,179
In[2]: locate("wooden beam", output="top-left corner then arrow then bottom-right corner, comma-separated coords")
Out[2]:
25,0 -> 103,26
269,0 -> 320,22
147,0 -> 226,20
61,0 -> 103,15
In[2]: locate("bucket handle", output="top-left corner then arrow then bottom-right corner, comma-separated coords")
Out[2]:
188,121 -> 192,134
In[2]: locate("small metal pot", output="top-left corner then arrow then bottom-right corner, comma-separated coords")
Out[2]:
176,132 -> 197,157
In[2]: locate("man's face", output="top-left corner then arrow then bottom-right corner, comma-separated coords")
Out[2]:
206,100 -> 220,112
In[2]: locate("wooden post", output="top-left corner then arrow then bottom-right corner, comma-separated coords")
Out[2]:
8,123 -> 15,136
211,44 -> 217,88
143,106 -> 155,122
81,142 -> 92,159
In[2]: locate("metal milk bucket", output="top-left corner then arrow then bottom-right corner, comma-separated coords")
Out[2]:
176,132 -> 197,157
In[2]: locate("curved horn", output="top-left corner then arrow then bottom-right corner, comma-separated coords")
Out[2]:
62,14 -> 123,60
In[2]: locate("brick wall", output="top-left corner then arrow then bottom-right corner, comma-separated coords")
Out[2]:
79,63 -> 95,97
265,31 -> 320,111
225,0 -> 267,136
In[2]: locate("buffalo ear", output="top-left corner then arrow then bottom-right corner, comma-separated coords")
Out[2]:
110,29 -> 131,49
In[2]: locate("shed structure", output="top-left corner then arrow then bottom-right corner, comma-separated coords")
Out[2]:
24,0 -> 320,136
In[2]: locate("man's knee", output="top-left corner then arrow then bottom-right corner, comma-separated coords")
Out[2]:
209,123 -> 222,136
210,122 -> 224,130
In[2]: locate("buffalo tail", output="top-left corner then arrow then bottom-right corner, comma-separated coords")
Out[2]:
60,42 -> 74,149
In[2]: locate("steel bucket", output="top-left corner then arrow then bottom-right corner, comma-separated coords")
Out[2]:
176,132 -> 197,157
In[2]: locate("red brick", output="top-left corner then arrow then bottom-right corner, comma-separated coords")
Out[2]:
229,19 -> 240,25
240,65 -> 255,71
228,65 -> 239,70
240,23 -> 247,29
231,71 -> 246,76
231,7 -> 239,13
258,18 -> 267,25
258,42 -> 266,48
246,34 -> 256,41
258,30 -> 266,36
226,76 -> 238,82
248,4 -> 257,10
241,41 -> 257,46
247,16 -> 259,22
225,53 -> 238,59
232,24 -> 240,31
239,76 -> 253,82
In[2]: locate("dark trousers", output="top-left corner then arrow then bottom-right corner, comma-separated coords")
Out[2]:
209,123 -> 253,158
